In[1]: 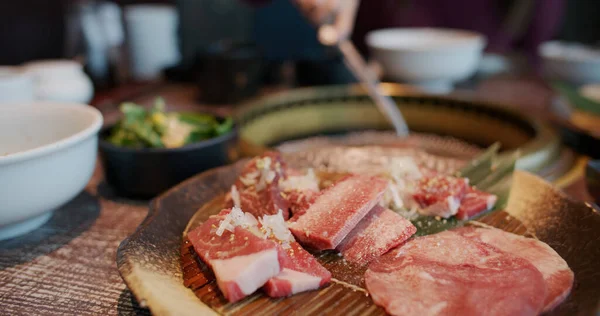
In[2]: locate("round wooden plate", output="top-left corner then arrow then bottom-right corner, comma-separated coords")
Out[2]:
117,148 -> 599,316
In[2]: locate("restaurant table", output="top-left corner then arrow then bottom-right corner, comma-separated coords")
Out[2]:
0,80 -> 595,315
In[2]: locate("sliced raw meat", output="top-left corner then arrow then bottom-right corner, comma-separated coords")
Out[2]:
280,168 -> 320,216
235,151 -> 288,190
413,175 -> 469,218
226,188 -> 289,220
258,211 -> 331,297
455,188 -> 497,220
365,230 -> 546,316
288,175 -> 388,250
225,152 -> 290,219
284,189 -> 319,217
187,209 -> 281,303
337,205 -> 416,265
263,240 -> 331,297
455,226 -> 574,312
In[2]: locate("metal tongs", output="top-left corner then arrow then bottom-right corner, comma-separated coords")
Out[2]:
318,24 -> 409,136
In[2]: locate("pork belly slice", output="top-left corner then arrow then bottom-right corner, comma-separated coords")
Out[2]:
337,205 -> 416,265
187,209 -> 281,303
455,188 -> 497,220
288,175 -> 388,250
263,241 -> 331,297
365,230 -> 547,316
258,211 -> 331,297
412,175 -> 469,218
455,226 -> 574,312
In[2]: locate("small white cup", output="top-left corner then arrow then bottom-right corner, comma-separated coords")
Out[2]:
0,67 -> 35,104
124,5 -> 181,81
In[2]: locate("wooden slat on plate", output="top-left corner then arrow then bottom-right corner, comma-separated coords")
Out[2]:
180,190 -> 535,315
181,237 -> 383,316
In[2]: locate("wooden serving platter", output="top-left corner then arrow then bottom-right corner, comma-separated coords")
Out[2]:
116,148 -> 600,316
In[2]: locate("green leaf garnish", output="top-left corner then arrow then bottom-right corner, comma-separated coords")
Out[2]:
105,98 -> 232,149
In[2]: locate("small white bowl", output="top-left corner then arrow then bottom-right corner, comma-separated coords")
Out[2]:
0,102 -> 102,240
0,66 -> 35,104
539,41 -> 600,85
366,28 -> 486,93
23,60 -> 95,103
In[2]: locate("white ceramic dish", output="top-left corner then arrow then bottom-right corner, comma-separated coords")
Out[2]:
366,28 -> 486,93
0,102 -> 102,240
0,67 -> 35,104
23,60 -> 94,103
539,41 -> 600,85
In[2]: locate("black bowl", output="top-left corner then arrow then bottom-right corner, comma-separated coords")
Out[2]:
99,124 -> 238,199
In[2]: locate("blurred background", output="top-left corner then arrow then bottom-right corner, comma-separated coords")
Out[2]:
1,0 -> 599,91
1,0 -> 599,199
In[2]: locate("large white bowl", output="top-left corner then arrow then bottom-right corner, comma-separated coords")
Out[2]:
539,41 -> 600,85
0,102 -> 102,240
366,28 -> 486,93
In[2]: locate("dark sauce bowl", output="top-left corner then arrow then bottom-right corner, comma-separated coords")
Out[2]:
99,122 -> 238,199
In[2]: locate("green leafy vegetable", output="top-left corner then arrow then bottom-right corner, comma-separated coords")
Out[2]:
455,142 -> 500,180
215,117 -> 234,136
106,98 -> 234,149
552,81 -> 600,115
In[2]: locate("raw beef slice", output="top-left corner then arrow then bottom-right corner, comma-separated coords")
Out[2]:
280,168 -> 320,217
365,230 -> 546,316
288,175 -> 388,250
284,189 -> 319,218
454,226 -> 574,312
263,241 -> 331,297
225,152 -> 290,219
236,188 -> 290,220
413,175 -> 469,218
256,211 -> 331,297
455,188 -> 497,220
337,205 -> 416,265
187,212 -> 281,303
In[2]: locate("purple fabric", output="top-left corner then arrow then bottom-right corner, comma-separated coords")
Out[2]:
243,0 -> 565,62
352,0 -> 565,60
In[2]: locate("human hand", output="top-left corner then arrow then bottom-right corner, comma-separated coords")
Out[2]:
293,0 -> 360,44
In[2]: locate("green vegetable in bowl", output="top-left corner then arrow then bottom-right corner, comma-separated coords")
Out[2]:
107,98 -> 234,149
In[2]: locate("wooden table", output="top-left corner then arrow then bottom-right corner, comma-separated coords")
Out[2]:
0,80 -> 594,315
0,165 -> 151,315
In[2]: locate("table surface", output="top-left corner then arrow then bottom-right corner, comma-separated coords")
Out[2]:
0,80 -> 595,315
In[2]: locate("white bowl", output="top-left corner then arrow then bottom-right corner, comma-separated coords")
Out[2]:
539,41 -> 600,85
0,66 -> 35,104
366,28 -> 486,93
23,60 -> 95,103
0,102 -> 102,240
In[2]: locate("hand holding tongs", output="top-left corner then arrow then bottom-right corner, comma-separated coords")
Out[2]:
295,0 -> 409,136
